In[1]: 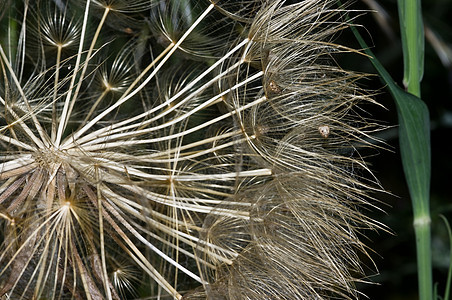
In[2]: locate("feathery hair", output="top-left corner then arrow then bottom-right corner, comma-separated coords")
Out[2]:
0,0 -> 383,299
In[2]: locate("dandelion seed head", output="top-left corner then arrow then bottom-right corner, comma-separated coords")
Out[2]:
1,0 -> 385,298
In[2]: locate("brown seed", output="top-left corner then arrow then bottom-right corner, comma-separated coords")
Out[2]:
124,27 -> 134,34
268,80 -> 281,93
318,125 -> 330,138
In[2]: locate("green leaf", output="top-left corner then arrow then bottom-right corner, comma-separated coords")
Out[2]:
350,23 -> 432,300
395,92 -> 430,214
350,26 -> 431,215
398,0 -> 425,95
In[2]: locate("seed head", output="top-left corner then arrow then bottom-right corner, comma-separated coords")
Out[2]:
1,0 -> 384,299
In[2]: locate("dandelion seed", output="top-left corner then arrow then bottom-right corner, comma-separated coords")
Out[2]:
318,125 -> 330,138
267,80 -> 281,94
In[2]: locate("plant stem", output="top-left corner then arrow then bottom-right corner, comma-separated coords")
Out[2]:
413,214 -> 433,300
399,0 -> 424,97
398,0 -> 432,299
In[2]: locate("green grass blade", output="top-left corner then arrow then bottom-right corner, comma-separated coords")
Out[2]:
350,24 -> 432,300
398,0 -> 424,96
